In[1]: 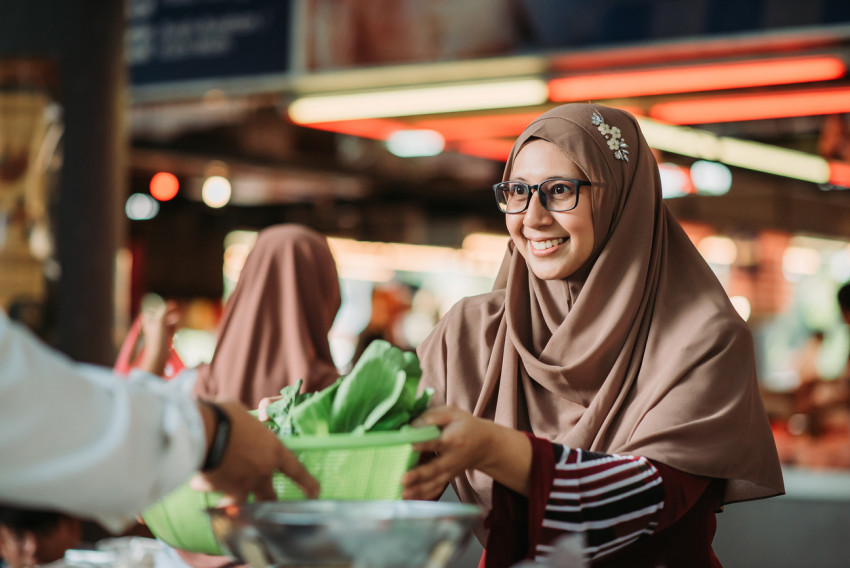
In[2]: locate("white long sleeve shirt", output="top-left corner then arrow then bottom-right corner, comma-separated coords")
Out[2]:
0,312 -> 205,533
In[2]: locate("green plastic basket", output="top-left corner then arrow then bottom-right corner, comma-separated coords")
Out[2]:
141,425 -> 440,556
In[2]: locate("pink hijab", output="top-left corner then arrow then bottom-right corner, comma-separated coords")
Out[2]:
417,103 -> 784,515
193,224 -> 341,406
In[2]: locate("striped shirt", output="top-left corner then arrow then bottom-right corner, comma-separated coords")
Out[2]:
484,435 -> 721,568
535,445 -> 665,563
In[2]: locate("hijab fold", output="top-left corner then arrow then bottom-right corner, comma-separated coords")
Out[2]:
418,104 -> 784,517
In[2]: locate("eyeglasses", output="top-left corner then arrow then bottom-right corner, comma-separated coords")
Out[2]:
492,178 -> 591,214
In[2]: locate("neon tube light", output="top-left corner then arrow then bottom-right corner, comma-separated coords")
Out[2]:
298,118 -> 405,140
288,79 -> 549,123
548,56 -> 846,101
637,117 -> 830,183
452,138 -> 516,162
830,162 -> 850,187
650,87 -> 850,124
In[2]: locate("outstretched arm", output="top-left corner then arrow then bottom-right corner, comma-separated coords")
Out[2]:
401,405 -> 533,500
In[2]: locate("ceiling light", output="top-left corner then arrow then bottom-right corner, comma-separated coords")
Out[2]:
202,175 -> 232,208
658,163 -> 693,198
549,56 -> 845,101
452,138 -> 516,162
829,162 -> 850,187
386,130 -> 445,157
718,138 -> 829,183
690,161 -> 732,195
637,117 -> 830,183
288,79 -> 548,123
125,193 -> 159,220
299,118 -> 405,140
413,113 -> 543,141
650,87 -> 850,124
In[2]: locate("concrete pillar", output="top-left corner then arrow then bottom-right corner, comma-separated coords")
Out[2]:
0,0 -> 125,364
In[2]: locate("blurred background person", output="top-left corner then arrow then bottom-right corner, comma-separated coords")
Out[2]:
0,508 -> 80,568
351,280 -> 413,364
130,224 -> 342,568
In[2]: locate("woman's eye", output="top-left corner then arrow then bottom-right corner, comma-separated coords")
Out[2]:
514,186 -> 528,196
551,184 -> 569,195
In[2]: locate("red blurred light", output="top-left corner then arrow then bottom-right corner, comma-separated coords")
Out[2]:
452,139 -> 515,162
649,87 -> 850,124
829,161 -> 850,188
548,56 -> 846,102
149,171 -> 179,201
300,118 -> 406,140
412,113 -> 542,141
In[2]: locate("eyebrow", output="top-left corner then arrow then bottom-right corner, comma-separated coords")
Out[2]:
509,175 -> 583,182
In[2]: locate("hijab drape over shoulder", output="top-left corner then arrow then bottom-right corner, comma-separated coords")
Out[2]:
418,104 -> 784,513
193,224 -> 341,407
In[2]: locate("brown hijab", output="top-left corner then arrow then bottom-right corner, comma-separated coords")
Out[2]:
180,224 -> 341,568
417,103 -> 784,515
193,223 -> 341,406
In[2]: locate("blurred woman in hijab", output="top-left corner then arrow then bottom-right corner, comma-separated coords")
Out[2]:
190,223 -> 341,406
402,104 -> 784,567
139,223 -> 341,405
136,223 -> 341,568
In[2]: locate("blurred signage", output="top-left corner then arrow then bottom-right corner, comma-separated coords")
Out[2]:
298,0 -> 850,72
127,0 -> 292,93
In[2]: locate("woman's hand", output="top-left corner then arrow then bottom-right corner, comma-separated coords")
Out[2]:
138,298 -> 182,376
257,395 -> 282,422
191,400 -> 320,502
401,406 -> 532,500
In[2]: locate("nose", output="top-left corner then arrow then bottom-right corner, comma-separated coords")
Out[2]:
523,188 -> 553,227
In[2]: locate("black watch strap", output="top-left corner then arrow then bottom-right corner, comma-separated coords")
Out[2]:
201,401 -> 232,472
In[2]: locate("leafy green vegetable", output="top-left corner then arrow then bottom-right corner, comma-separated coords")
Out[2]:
291,378 -> 342,436
264,379 -> 304,436
330,341 -> 407,433
262,340 -> 433,437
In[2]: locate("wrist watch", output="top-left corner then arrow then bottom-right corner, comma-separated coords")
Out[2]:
201,401 -> 232,472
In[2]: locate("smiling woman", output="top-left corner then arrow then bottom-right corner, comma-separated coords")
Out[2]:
402,103 -> 784,568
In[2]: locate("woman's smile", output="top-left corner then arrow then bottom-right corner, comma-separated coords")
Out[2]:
528,236 -> 568,255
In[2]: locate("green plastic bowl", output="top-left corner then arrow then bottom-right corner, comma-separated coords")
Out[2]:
141,425 -> 441,556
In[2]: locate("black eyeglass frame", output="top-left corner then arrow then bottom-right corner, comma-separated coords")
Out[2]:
492,178 -> 593,214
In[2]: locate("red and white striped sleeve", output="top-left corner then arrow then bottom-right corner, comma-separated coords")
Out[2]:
534,445 -> 665,562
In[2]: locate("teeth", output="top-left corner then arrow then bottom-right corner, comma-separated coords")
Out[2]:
530,237 -> 567,250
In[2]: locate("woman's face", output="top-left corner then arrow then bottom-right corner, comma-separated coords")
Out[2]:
505,139 -> 595,280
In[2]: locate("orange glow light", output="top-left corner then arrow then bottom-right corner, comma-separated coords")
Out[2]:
830,161 -> 850,187
548,56 -> 846,101
301,118 -> 406,140
649,87 -> 850,124
149,171 -> 179,201
452,139 -> 515,162
412,113 -> 542,141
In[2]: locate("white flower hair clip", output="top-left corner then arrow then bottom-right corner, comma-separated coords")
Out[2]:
591,110 -> 629,162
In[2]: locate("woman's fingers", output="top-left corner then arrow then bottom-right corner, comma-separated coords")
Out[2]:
411,439 -> 442,454
257,395 -> 282,422
274,444 -> 320,499
412,405 -> 456,429
402,453 -> 459,500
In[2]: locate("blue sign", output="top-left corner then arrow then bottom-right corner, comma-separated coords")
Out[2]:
127,0 -> 292,88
